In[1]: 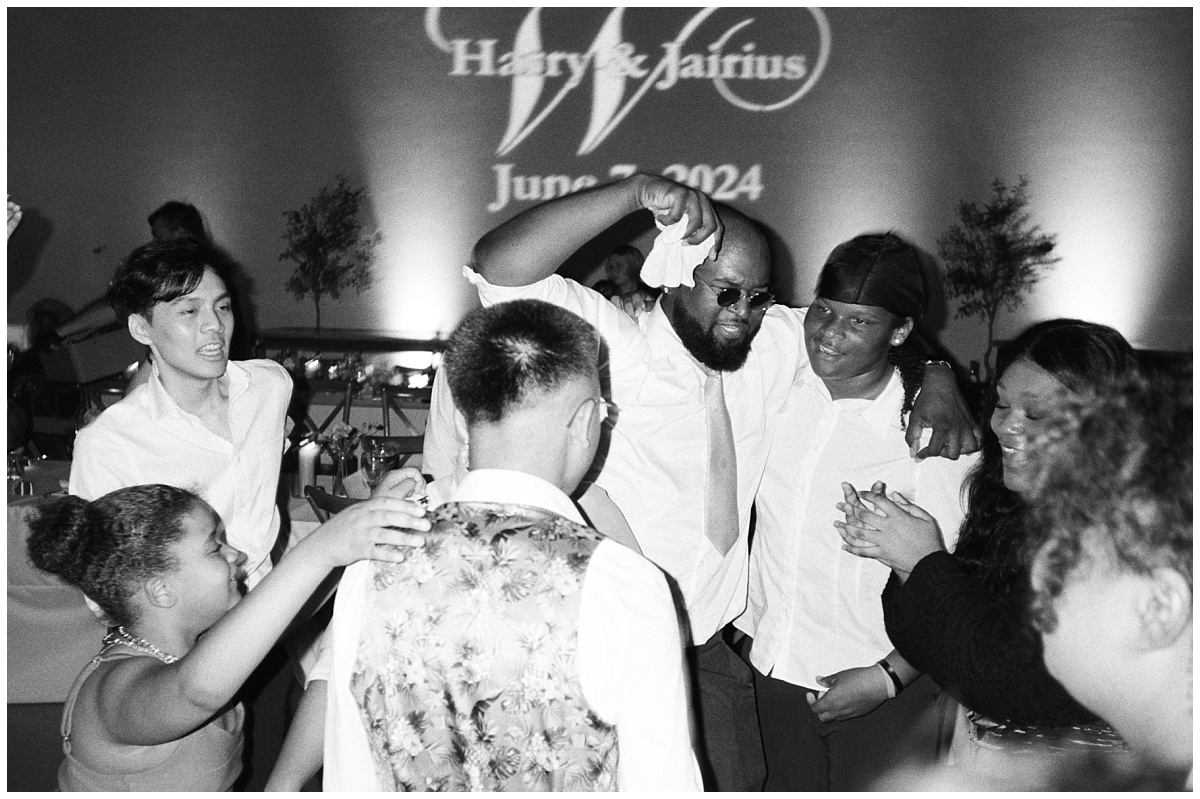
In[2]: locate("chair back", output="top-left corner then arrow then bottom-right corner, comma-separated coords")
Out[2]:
380,384 -> 432,436
304,484 -> 361,523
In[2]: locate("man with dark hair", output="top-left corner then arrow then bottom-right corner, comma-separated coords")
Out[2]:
1029,367 -> 1192,787
147,200 -> 208,244
736,232 -> 979,790
51,200 -> 211,347
69,239 -> 292,591
425,174 -> 979,790
295,299 -> 699,791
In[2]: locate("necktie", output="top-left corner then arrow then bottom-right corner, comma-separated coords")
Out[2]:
703,369 -> 739,556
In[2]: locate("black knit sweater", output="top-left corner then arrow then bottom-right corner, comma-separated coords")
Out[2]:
881,550 -> 1099,726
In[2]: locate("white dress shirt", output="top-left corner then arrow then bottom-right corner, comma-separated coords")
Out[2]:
445,270 -> 807,644
69,359 -> 292,587
321,468 -> 701,792
736,366 -> 979,689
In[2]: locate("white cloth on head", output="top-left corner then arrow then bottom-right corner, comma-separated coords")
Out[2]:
639,212 -> 717,289
735,367 -> 978,689
318,468 -> 701,792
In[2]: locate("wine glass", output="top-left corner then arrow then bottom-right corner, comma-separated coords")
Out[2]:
360,446 -> 390,494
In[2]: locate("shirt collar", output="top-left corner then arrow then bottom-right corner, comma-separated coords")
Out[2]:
142,359 -> 246,421
803,366 -> 906,438
450,469 -> 585,525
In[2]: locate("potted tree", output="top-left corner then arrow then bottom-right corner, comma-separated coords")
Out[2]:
280,176 -> 381,333
938,176 -> 1060,384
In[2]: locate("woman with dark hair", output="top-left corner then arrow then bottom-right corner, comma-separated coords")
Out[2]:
836,319 -> 1136,742
28,481 -> 428,791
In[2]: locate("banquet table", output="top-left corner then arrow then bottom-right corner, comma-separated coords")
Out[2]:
7,460 -> 106,705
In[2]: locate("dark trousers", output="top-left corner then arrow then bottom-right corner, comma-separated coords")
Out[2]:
689,629 -> 767,791
753,662 -> 943,791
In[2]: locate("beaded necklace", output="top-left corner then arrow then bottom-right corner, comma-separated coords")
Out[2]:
103,627 -> 180,664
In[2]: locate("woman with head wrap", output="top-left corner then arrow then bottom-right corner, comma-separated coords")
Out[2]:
738,233 -> 981,790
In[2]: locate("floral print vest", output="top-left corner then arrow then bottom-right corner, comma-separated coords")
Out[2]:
350,501 -> 619,791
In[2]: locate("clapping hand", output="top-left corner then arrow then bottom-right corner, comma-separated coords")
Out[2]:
8,198 -> 22,238
834,481 -> 946,580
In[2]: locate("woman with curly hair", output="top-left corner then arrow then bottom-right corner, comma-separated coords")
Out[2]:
836,319 -> 1137,750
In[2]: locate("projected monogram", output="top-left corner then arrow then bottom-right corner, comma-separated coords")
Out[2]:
425,7 -> 831,156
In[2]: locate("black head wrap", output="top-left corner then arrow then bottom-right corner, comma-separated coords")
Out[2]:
815,233 -> 925,320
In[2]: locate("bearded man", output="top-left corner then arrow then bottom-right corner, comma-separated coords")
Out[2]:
425,174 -> 977,791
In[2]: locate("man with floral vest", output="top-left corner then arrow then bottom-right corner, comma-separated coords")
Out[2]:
278,299 -> 700,791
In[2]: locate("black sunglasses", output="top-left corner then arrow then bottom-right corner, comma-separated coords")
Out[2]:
695,276 -> 774,310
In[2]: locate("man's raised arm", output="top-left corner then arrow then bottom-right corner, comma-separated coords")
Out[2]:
471,174 -> 723,287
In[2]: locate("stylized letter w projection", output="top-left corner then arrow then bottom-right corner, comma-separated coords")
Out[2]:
427,7 -> 718,157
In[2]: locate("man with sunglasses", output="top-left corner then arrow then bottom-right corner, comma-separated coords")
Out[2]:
430,173 -> 978,791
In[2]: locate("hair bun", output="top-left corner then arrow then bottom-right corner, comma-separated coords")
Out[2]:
27,495 -> 94,582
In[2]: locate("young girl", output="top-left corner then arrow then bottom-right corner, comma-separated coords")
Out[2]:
28,480 -> 429,791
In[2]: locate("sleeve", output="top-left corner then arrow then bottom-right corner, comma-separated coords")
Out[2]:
579,542 -> 702,791
881,552 -> 1094,726
767,304 -> 810,384
68,422 -> 133,500
321,562 -> 382,790
259,359 -> 295,454
913,451 -> 978,551
422,369 -> 468,486
303,629 -> 332,686
464,267 -> 645,371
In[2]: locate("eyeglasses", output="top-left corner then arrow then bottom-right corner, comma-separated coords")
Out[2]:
695,276 -> 774,310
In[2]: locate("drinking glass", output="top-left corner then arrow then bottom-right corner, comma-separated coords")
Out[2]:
360,446 -> 390,493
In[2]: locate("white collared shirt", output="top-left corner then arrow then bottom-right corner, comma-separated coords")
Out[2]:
446,270 -> 807,645
69,359 -> 292,587
737,367 -> 978,689
321,468 -> 701,792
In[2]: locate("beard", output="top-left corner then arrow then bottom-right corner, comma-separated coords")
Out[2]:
670,303 -> 756,372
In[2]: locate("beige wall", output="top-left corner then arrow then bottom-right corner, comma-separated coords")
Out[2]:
8,7 -> 1192,365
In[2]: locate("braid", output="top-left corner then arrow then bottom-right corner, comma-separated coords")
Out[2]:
888,335 -> 926,429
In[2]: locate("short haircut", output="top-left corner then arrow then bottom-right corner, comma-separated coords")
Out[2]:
108,239 -> 232,322
714,202 -> 771,276
27,484 -> 203,628
1028,366 -> 1192,633
147,201 -> 207,243
444,299 -> 600,425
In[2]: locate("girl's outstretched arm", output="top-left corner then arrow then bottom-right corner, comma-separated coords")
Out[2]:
99,487 -> 429,746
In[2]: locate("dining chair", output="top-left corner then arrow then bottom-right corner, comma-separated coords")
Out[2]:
380,384 -> 432,436
304,484 -> 361,523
